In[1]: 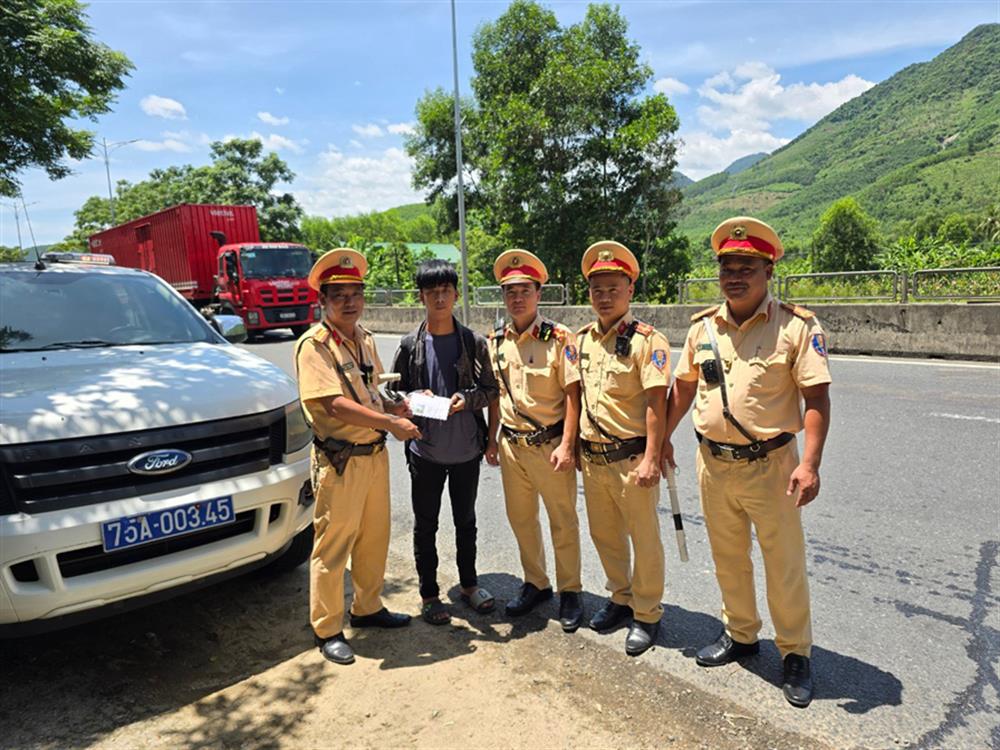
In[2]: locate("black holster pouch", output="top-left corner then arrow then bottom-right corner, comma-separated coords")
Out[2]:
314,437 -> 353,476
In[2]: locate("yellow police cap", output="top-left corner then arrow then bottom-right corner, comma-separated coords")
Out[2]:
711,216 -> 784,262
308,248 -> 368,291
581,240 -> 639,281
493,249 -> 548,286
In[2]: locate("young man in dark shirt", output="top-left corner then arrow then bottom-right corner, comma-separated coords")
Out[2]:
391,260 -> 499,625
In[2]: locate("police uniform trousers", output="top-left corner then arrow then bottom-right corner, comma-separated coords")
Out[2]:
309,446 -> 390,638
696,439 -> 812,657
498,436 -> 582,593
581,455 -> 664,624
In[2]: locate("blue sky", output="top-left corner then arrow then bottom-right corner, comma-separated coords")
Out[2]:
5,0 -> 998,246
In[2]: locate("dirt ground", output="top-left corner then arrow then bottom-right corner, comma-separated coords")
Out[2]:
0,551 -> 827,750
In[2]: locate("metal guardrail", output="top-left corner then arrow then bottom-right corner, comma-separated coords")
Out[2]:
908,266 -> 1000,301
783,270 -> 901,302
473,284 -> 568,306
366,288 -> 421,306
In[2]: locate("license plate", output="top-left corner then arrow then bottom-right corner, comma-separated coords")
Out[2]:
101,496 -> 235,552
278,311 -> 296,320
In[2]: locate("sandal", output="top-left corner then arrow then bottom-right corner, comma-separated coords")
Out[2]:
461,587 -> 496,614
421,599 -> 452,625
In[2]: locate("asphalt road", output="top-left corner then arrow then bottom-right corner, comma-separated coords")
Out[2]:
245,328 -> 1000,750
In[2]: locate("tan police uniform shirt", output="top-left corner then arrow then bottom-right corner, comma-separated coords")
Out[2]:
578,312 -> 671,442
674,294 -> 832,444
490,315 -> 580,431
295,322 -> 387,444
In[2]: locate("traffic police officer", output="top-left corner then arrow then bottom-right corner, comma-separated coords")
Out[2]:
662,217 -> 832,707
484,249 -> 585,632
577,240 -> 670,656
296,248 -> 421,665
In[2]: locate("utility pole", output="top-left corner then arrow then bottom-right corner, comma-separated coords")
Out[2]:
101,137 -> 139,226
451,0 -> 471,325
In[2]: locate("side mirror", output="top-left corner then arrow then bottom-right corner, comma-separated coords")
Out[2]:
212,314 -> 248,344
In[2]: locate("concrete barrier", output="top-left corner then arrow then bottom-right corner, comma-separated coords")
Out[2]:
361,303 -> 1000,361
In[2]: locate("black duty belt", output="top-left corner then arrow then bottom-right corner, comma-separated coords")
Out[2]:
696,431 -> 793,462
501,421 -> 564,447
313,435 -> 387,475
581,437 -> 647,465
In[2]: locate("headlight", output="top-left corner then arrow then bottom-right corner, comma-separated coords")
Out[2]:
247,310 -> 260,325
285,400 -> 312,453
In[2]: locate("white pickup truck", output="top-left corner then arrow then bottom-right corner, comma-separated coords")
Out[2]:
0,253 -> 313,635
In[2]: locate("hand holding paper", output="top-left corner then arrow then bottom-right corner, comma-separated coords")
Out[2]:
408,392 -> 453,421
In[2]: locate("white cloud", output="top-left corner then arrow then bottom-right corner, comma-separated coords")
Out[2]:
296,146 -> 423,216
696,63 -> 875,131
133,138 -> 192,154
257,111 -> 289,126
387,122 -> 416,136
352,123 -> 384,138
140,95 -> 187,120
677,129 -> 789,180
653,77 -> 690,96
275,87 -> 285,95
349,139 -> 364,149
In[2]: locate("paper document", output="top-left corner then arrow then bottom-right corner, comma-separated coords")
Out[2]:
408,392 -> 452,421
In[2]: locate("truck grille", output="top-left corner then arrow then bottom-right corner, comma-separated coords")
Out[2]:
0,408 -> 286,514
259,288 -> 310,304
262,305 -> 311,323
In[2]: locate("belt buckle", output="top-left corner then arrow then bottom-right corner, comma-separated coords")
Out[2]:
719,444 -> 738,460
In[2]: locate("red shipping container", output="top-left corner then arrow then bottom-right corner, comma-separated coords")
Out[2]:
89,204 -> 260,303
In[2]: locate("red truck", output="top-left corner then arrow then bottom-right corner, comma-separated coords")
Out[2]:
88,204 -> 320,337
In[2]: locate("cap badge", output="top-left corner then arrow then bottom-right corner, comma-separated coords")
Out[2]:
598,249 -> 613,261
730,226 -> 747,240
511,256 -> 520,266
341,256 -> 353,267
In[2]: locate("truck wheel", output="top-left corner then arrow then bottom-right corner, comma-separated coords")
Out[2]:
291,324 -> 310,338
260,527 -> 313,576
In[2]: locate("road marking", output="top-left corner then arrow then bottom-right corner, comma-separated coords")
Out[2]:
929,412 -> 1000,424
829,355 -> 998,370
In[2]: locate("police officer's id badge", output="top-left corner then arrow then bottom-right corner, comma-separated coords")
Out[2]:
811,333 -> 828,357
651,349 -> 667,370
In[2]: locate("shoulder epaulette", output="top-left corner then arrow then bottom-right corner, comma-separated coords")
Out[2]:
576,323 -> 594,336
634,321 -> 654,336
313,325 -> 332,344
779,301 -> 815,320
690,305 -> 720,323
359,324 -> 373,336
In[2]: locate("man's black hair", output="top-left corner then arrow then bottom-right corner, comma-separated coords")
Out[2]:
415,259 -> 459,290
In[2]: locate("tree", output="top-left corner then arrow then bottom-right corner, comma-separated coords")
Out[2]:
406,1 -> 681,295
0,245 -> 26,262
811,197 -> 880,272
1,0 -> 133,197
65,139 -> 303,243
936,213 -> 974,244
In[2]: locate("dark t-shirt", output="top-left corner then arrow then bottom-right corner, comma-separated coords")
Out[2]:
409,331 -> 481,464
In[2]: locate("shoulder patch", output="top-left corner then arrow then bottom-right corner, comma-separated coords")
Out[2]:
779,301 -> 815,320
690,305 -> 720,323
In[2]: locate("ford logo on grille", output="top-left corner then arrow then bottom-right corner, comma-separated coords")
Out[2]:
127,449 -> 193,476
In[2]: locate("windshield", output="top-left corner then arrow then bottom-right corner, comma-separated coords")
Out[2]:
240,246 -> 313,280
0,270 -> 219,352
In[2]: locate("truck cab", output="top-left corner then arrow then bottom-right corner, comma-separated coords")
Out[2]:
215,242 -> 320,338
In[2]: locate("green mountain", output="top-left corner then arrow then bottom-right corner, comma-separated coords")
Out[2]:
721,153 -> 768,175
671,172 -> 694,188
677,24 -> 1000,246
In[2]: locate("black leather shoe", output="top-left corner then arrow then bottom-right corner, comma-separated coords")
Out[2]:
695,633 -> 760,667
625,619 -> 660,656
558,591 -> 584,633
782,654 -> 814,708
588,600 -> 632,632
505,582 -> 553,616
315,633 -> 354,665
349,607 -> 412,628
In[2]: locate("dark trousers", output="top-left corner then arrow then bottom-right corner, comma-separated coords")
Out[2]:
408,452 -> 480,599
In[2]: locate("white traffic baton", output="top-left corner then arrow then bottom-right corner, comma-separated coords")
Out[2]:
665,465 -> 689,562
